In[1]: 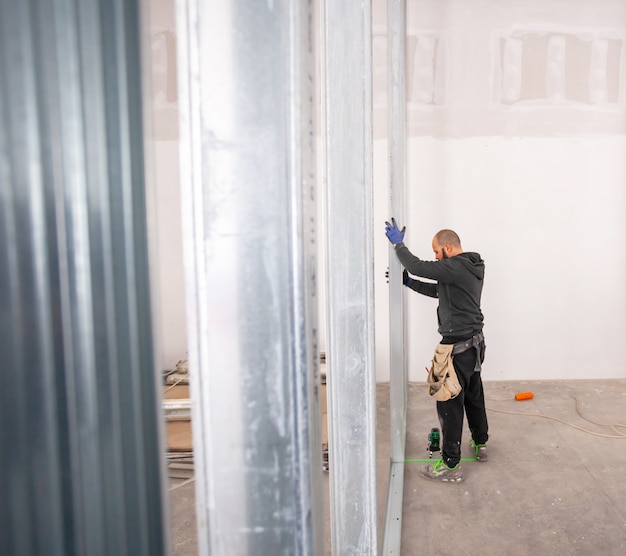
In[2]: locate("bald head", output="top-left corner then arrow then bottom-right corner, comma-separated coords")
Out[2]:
434,229 -> 461,248
432,229 -> 463,260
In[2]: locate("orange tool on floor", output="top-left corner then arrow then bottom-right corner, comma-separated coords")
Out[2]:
515,391 -> 534,400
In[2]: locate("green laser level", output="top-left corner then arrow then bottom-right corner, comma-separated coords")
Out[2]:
427,427 -> 440,458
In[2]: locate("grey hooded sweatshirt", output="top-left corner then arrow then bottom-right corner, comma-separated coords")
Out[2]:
394,243 -> 485,338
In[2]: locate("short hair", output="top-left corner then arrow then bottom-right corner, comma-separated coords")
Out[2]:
434,229 -> 461,248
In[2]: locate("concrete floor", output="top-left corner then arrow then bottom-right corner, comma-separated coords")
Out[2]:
169,379 -> 626,555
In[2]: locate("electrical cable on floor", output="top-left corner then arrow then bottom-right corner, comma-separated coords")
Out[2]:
485,394 -> 626,439
571,395 -> 626,437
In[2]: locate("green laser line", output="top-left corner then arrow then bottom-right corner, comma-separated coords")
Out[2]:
405,457 -> 476,463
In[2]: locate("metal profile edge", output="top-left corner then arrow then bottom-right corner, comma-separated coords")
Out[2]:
382,1 -> 407,554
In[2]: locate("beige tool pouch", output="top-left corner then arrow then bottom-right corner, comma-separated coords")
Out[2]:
427,344 -> 462,401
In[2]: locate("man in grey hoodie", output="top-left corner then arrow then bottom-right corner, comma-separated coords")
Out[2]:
385,219 -> 489,483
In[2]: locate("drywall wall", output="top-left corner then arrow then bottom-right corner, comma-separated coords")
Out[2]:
147,0 -> 626,380
374,135 -> 626,381
147,0 -> 187,371
373,0 -> 626,381
152,141 -> 187,370
373,0 -> 626,139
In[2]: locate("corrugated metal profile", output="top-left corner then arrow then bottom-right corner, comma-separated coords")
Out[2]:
0,1 -> 167,555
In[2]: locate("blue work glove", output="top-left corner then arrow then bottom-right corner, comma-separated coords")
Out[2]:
403,269 -> 413,287
385,217 -> 406,245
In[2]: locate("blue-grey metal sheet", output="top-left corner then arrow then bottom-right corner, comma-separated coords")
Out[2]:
0,1 -> 167,555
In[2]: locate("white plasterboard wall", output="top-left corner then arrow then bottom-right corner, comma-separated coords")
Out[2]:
147,0 -> 187,371
147,0 -> 626,380
373,0 -> 626,381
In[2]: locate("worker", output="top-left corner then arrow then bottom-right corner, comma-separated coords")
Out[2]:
385,219 -> 489,483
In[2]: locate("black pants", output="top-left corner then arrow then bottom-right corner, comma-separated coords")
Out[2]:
437,342 -> 488,468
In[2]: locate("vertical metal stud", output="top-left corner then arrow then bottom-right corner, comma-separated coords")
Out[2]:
321,1 -> 378,554
383,1 -> 408,554
176,0 -> 323,554
387,0 -> 408,466
0,1 -> 167,555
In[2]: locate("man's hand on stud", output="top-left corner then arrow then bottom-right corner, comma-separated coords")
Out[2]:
385,217 -> 406,245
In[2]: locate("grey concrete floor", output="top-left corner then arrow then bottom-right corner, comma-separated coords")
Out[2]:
169,379 -> 626,555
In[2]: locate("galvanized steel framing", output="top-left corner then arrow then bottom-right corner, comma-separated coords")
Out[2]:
1,0 -> 412,552
0,1 -> 167,554
382,1 -> 409,554
321,0 -> 379,554
176,0 -> 324,554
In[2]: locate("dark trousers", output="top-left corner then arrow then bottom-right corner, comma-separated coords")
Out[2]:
437,344 -> 488,468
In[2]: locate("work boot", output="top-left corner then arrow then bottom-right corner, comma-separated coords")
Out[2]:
419,460 -> 464,483
470,439 -> 488,462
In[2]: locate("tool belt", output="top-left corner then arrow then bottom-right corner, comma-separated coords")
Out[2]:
451,330 -> 485,372
427,331 -> 485,401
